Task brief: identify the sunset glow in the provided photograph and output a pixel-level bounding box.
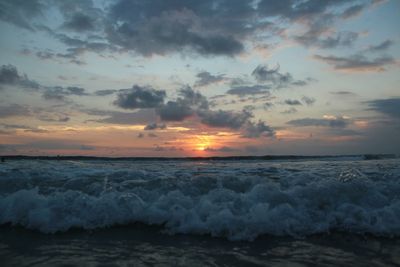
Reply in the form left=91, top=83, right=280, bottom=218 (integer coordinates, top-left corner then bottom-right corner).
left=0, top=0, right=399, bottom=156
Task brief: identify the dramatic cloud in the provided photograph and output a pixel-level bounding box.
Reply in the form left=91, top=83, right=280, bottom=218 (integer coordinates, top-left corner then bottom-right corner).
left=157, top=101, right=194, bottom=121
left=179, top=86, right=209, bottom=109
left=0, top=0, right=379, bottom=58
left=156, top=86, right=207, bottom=121
left=151, top=86, right=275, bottom=137
left=287, top=115, right=351, bottom=128
left=114, top=85, right=166, bottom=109
left=314, top=54, right=396, bottom=72
left=194, top=71, right=225, bottom=87
left=107, top=1, right=244, bottom=56
left=366, top=98, right=400, bottom=119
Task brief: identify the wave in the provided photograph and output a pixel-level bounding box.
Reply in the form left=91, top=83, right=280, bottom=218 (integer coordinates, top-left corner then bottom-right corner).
left=0, top=159, right=399, bottom=240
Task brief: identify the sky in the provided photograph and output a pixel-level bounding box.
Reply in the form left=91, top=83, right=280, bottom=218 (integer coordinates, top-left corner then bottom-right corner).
left=0, top=0, right=399, bottom=157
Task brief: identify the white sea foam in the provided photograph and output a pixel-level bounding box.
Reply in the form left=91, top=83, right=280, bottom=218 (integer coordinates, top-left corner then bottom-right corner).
left=0, top=159, right=399, bottom=240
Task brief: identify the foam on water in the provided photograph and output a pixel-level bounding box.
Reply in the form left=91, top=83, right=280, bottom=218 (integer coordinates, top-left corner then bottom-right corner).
left=0, top=159, right=399, bottom=240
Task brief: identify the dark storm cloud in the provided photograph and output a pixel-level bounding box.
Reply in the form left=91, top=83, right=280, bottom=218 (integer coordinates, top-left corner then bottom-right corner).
left=314, top=54, right=395, bottom=72
left=194, top=71, right=225, bottom=87
left=114, top=85, right=166, bottom=109
left=284, top=99, right=302, bottom=106
left=226, top=85, right=270, bottom=96
left=367, top=40, right=394, bottom=52
left=0, top=64, right=39, bottom=89
left=366, top=98, right=400, bottom=119
left=144, top=122, right=166, bottom=130
left=287, top=116, right=351, bottom=128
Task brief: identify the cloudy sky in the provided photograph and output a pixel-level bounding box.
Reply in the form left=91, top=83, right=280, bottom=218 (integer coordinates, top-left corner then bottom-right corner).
left=0, top=0, right=399, bottom=157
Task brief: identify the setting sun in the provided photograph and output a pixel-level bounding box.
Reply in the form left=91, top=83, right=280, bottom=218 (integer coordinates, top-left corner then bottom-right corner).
left=194, top=135, right=213, bottom=151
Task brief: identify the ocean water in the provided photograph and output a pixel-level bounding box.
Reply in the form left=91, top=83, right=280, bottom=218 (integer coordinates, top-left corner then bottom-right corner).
left=0, top=157, right=399, bottom=266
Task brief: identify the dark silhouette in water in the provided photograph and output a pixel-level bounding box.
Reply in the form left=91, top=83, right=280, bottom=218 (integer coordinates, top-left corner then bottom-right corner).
left=1, top=157, right=4, bottom=163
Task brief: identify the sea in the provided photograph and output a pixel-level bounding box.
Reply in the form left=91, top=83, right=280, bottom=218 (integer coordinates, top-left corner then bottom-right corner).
left=0, top=155, right=399, bottom=266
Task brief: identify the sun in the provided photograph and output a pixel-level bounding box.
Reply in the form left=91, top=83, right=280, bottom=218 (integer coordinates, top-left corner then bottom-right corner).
left=196, top=144, right=207, bottom=151
left=193, top=135, right=213, bottom=152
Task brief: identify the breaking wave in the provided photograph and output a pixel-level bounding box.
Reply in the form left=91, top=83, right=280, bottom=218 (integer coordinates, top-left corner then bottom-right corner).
left=1, top=159, right=399, bottom=240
